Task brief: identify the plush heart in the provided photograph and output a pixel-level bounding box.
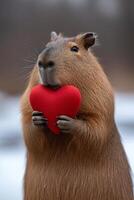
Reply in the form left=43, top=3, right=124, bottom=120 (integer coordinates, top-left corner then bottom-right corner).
left=29, top=84, right=81, bottom=134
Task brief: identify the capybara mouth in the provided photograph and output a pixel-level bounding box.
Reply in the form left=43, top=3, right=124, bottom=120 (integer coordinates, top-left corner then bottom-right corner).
left=46, top=84, right=61, bottom=90
left=39, top=66, right=61, bottom=90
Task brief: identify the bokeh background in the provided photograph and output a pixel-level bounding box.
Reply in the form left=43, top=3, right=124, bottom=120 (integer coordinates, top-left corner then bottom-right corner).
left=0, top=0, right=134, bottom=199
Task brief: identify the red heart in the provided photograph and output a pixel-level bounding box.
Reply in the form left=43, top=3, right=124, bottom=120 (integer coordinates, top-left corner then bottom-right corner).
left=29, top=84, right=81, bottom=134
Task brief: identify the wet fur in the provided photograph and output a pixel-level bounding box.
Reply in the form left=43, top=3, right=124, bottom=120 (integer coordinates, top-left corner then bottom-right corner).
left=21, top=34, right=133, bottom=200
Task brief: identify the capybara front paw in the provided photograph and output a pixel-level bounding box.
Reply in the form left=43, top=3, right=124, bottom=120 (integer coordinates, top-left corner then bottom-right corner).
left=32, top=111, right=48, bottom=127
left=57, top=115, right=76, bottom=133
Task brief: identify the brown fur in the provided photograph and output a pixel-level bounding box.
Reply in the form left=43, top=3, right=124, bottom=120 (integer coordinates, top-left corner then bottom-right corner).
left=21, top=33, right=133, bottom=200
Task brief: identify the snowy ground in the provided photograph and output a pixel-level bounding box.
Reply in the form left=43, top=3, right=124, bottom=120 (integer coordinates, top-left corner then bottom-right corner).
left=0, top=92, right=134, bottom=200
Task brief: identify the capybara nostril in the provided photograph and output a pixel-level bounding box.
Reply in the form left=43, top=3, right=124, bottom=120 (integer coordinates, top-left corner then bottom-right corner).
left=47, top=61, right=55, bottom=68
left=38, top=60, right=45, bottom=68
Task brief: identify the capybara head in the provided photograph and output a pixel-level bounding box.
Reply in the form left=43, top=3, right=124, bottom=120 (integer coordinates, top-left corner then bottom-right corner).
left=37, top=31, right=97, bottom=90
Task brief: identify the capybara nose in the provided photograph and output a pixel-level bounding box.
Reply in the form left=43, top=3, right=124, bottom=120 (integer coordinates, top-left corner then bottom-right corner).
left=38, top=60, right=55, bottom=68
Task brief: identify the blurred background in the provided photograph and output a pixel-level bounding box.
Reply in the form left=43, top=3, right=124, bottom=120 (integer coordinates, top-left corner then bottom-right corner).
left=0, top=0, right=134, bottom=199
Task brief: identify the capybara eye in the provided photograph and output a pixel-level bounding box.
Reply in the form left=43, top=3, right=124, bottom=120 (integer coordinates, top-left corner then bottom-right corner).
left=71, top=46, right=79, bottom=52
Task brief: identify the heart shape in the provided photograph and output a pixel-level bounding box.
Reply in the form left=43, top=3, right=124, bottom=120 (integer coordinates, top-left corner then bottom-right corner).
left=29, top=84, right=81, bottom=134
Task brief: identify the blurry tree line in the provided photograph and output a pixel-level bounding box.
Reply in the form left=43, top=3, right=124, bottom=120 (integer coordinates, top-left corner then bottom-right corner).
left=0, top=0, right=134, bottom=94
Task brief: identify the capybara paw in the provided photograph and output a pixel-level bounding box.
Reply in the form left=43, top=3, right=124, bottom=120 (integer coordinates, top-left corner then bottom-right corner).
left=57, top=115, right=76, bottom=133
left=32, top=111, right=48, bottom=126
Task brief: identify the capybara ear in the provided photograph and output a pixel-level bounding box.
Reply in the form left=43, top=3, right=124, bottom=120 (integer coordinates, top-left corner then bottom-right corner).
left=78, top=32, right=96, bottom=49
left=50, top=31, right=58, bottom=41
left=50, top=32, right=63, bottom=41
